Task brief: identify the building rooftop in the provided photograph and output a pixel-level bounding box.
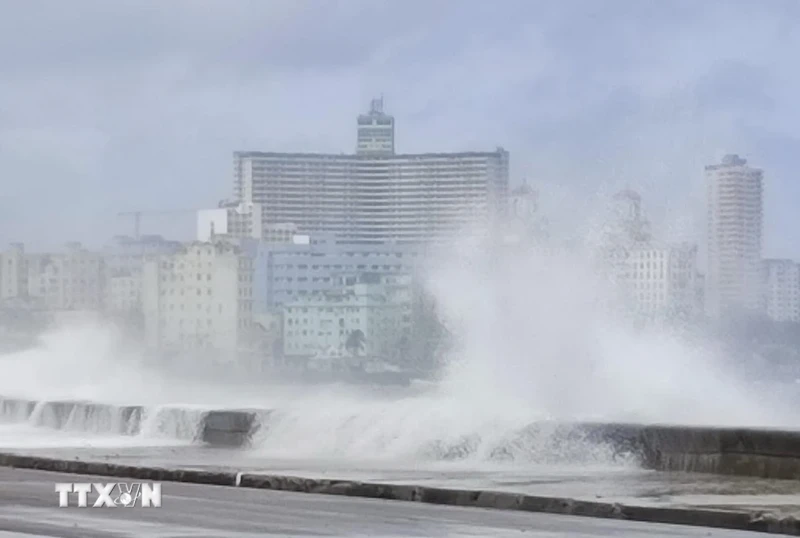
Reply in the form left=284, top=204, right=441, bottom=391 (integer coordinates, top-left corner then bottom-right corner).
left=233, top=149, right=507, bottom=160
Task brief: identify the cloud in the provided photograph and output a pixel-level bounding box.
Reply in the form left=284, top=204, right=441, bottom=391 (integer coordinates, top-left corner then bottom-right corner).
left=0, top=0, right=798, bottom=258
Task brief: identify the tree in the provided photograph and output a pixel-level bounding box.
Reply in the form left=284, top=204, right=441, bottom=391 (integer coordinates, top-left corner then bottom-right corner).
left=345, top=329, right=366, bottom=357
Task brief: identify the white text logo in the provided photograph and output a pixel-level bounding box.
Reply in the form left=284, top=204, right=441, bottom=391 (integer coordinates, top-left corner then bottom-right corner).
left=55, top=482, right=162, bottom=508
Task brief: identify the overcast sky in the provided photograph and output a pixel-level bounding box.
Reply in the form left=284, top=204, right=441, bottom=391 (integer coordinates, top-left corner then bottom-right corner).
left=1, top=0, right=798, bottom=258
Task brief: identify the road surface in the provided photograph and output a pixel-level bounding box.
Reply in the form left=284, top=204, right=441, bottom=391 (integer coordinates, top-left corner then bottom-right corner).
left=0, top=467, right=772, bottom=537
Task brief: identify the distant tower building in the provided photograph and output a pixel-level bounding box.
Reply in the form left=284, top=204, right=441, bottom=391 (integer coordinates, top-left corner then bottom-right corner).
left=356, top=96, right=395, bottom=155
left=705, top=154, right=763, bottom=320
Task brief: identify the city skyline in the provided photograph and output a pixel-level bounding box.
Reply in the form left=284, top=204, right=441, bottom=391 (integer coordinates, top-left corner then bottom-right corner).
left=1, top=1, right=799, bottom=259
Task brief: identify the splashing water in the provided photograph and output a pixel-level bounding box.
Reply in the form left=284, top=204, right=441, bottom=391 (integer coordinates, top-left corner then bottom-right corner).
left=0, top=225, right=796, bottom=466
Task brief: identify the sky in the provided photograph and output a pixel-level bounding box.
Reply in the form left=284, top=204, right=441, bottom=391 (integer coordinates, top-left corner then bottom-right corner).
left=1, top=0, right=799, bottom=258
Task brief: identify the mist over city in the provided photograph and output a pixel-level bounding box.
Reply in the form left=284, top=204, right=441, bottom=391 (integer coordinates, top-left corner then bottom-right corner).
left=1, top=2, right=800, bottom=537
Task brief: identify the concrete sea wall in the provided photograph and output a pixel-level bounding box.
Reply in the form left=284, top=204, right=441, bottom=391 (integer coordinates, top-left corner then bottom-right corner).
left=2, top=394, right=799, bottom=479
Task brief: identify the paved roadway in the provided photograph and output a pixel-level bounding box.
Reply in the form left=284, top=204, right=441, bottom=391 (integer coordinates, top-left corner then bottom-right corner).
left=0, top=468, right=772, bottom=538
left=8, top=443, right=800, bottom=515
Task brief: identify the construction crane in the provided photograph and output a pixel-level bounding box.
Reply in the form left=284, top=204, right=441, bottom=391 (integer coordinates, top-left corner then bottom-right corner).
left=117, top=209, right=197, bottom=240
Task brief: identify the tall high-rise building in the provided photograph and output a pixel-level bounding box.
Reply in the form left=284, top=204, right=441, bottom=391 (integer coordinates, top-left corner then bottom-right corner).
left=356, top=96, right=394, bottom=155
left=705, top=154, right=764, bottom=319
left=232, top=100, right=509, bottom=244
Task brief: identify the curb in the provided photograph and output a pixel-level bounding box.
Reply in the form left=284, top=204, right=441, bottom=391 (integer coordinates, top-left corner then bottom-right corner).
left=0, top=453, right=798, bottom=535
left=0, top=453, right=237, bottom=487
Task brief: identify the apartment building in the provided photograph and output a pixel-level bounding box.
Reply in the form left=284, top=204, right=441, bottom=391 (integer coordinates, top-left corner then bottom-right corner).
left=249, top=234, right=425, bottom=312
left=232, top=101, right=509, bottom=244
left=25, top=242, right=105, bottom=311
left=706, top=154, right=763, bottom=319
left=102, top=235, right=182, bottom=315
left=142, top=239, right=254, bottom=355
left=622, top=243, right=702, bottom=318
left=762, top=259, right=800, bottom=323
left=282, top=274, right=409, bottom=361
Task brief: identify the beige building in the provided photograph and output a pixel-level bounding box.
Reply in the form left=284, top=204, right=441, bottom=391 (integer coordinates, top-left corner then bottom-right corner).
left=25, top=242, right=105, bottom=311
left=142, top=239, right=254, bottom=356
left=705, top=154, right=763, bottom=319
left=101, top=235, right=182, bottom=317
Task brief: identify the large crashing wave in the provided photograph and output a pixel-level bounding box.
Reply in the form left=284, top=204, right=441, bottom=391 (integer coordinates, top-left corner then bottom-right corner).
left=0, top=222, right=796, bottom=463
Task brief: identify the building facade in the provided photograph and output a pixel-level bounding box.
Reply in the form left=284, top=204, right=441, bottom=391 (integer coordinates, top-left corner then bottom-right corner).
left=25, top=243, right=105, bottom=311
left=762, top=259, right=800, bottom=323
left=249, top=235, right=425, bottom=312
left=102, top=235, right=182, bottom=315
left=282, top=275, right=409, bottom=361
left=622, top=243, right=701, bottom=319
left=0, top=243, right=28, bottom=302
left=232, top=101, right=509, bottom=244
left=142, top=240, right=254, bottom=355
left=705, top=154, right=763, bottom=319
left=356, top=96, right=394, bottom=155
left=197, top=201, right=264, bottom=242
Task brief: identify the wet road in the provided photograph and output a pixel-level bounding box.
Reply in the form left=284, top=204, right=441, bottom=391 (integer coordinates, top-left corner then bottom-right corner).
left=0, top=467, right=775, bottom=537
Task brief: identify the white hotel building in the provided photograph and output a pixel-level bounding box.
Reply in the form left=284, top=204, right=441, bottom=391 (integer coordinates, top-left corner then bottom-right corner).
left=230, top=99, right=509, bottom=244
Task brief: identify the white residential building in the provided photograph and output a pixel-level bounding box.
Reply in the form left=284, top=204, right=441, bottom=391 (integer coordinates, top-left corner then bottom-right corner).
left=705, top=154, right=764, bottom=319
left=26, top=243, right=105, bottom=311
left=102, top=235, right=182, bottom=315
left=762, top=259, right=800, bottom=322
left=622, top=243, right=701, bottom=319
left=142, top=240, right=254, bottom=356
left=232, top=101, right=509, bottom=244
left=282, top=275, right=409, bottom=361
left=106, top=274, right=141, bottom=314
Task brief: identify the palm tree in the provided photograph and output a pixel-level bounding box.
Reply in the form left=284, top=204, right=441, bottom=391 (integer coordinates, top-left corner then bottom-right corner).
left=345, top=329, right=366, bottom=357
